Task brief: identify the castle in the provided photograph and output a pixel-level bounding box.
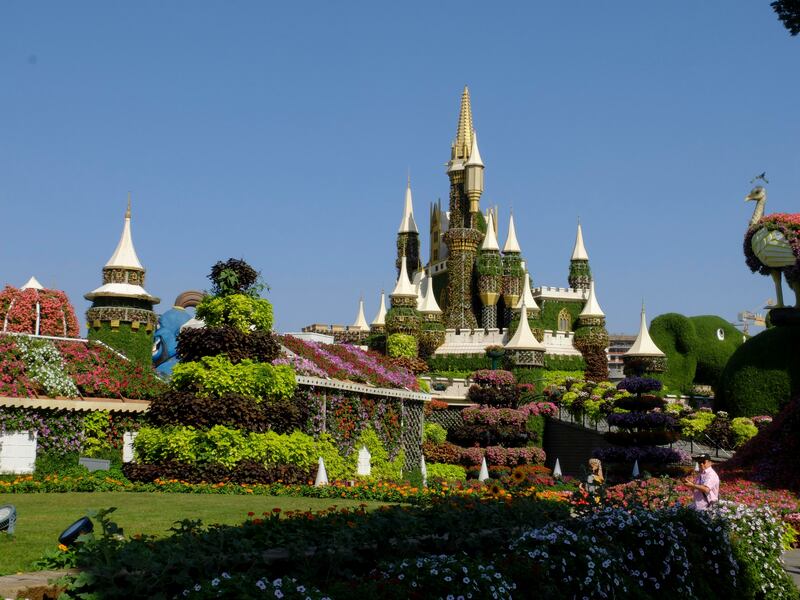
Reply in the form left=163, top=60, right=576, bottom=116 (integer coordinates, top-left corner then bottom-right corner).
left=333, top=87, right=609, bottom=375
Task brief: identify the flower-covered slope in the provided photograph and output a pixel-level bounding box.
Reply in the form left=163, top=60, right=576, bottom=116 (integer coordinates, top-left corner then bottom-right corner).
left=0, top=285, right=80, bottom=337
left=279, top=335, right=419, bottom=390
left=0, top=334, right=166, bottom=400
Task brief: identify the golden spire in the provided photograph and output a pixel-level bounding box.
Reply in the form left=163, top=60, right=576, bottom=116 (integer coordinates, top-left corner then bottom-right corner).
left=453, top=85, right=474, bottom=161
left=125, top=192, right=131, bottom=219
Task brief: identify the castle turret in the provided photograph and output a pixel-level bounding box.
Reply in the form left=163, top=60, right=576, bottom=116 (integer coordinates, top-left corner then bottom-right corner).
left=350, top=297, right=369, bottom=332
left=418, top=271, right=445, bottom=357
left=623, top=303, right=666, bottom=376
left=85, top=196, right=160, bottom=366
left=568, top=221, right=592, bottom=290
left=501, top=212, right=524, bottom=329
left=385, top=256, right=422, bottom=356
left=465, top=133, right=485, bottom=216
left=573, top=281, right=609, bottom=381
left=396, top=178, right=421, bottom=281
left=504, top=303, right=545, bottom=368
left=477, top=210, right=502, bottom=328
left=443, top=86, right=482, bottom=329
left=370, top=291, right=387, bottom=333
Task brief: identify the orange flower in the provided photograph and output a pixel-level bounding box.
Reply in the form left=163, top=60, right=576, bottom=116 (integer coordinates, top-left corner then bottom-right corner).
left=58, top=544, right=68, bottom=552
left=272, top=507, right=281, bottom=514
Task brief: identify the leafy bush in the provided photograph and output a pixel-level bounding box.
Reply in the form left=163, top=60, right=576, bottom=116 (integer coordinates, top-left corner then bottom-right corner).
left=146, top=390, right=309, bottom=434
left=731, top=417, right=758, bottom=448
left=423, top=422, right=447, bottom=444
left=422, top=440, right=462, bottom=464
left=386, top=333, right=417, bottom=358
left=123, top=461, right=310, bottom=485
left=679, top=410, right=716, bottom=440
left=450, top=406, right=529, bottom=447
left=177, top=327, right=280, bottom=364
left=616, top=376, right=662, bottom=394
left=349, top=426, right=404, bottom=481
left=470, top=369, right=515, bottom=386
left=460, top=445, right=545, bottom=467
left=542, top=354, right=585, bottom=371
left=425, top=463, right=466, bottom=481
left=171, top=355, right=296, bottom=400
left=208, top=258, right=263, bottom=297
left=196, top=294, right=274, bottom=333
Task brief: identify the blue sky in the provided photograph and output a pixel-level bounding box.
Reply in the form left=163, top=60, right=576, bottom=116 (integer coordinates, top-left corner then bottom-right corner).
left=1, top=2, right=798, bottom=335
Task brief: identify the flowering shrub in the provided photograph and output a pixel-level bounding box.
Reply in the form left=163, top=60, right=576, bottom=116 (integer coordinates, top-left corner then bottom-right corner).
left=0, top=285, right=80, bottom=337
left=708, top=501, right=799, bottom=599
left=386, top=333, right=417, bottom=358
left=518, top=401, right=557, bottom=417
left=0, top=407, right=86, bottom=454
left=183, top=573, right=329, bottom=599
left=460, top=445, right=545, bottom=468
left=280, top=335, right=418, bottom=390
left=272, top=355, right=327, bottom=378
left=373, top=554, right=515, bottom=599
left=15, top=337, right=79, bottom=397
left=744, top=213, right=800, bottom=282
left=423, top=422, right=447, bottom=445
left=470, top=369, right=515, bottom=387
left=751, top=414, right=773, bottom=430
left=616, top=376, right=663, bottom=394
left=607, top=411, right=677, bottom=429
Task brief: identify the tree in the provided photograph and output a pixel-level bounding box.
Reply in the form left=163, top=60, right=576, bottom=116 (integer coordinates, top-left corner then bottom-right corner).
left=772, top=0, right=800, bottom=35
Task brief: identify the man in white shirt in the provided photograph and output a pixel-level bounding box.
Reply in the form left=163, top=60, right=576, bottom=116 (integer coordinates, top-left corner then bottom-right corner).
left=683, top=453, right=720, bottom=510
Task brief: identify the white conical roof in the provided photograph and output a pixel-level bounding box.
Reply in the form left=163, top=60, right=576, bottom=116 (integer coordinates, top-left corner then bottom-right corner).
left=481, top=210, right=500, bottom=251
left=419, top=273, right=442, bottom=314
left=503, top=212, right=521, bottom=254
left=515, top=263, right=539, bottom=313
left=625, top=304, right=665, bottom=357
left=465, top=130, right=484, bottom=167
left=21, top=276, right=44, bottom=290
left=371, top=291, right=387, bottom=326
left=391, top=256, right=417, bottom=297
left=579, top=280, right=605, bottom=318
left=351, top=298, right=369, bottom=331
left=106, top=197, right=144, bottom=270
left=398, top=179, right=418, bottom=234
left=571, top=222, right=589, bottom=261
left=505, top=304, right=545, bottom=350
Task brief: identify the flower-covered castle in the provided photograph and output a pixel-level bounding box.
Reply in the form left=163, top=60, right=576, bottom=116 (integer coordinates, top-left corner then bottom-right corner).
left=345, top=87, right=609, bottom=377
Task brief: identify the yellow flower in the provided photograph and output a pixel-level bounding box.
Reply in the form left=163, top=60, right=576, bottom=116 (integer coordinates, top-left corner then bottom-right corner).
left=58, top=544, right=69, bottom=552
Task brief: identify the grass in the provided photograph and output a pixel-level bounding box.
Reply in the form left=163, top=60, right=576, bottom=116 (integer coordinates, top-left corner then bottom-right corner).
left=0, top=492, right=388, bottom=576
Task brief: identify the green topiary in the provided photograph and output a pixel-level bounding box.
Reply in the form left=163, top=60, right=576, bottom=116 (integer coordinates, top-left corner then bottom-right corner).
left=716, top=325, right=800, bottom=416
left=689, top=316, right=743, bottom=390
left=195, top=294, right=274, bottom=333
left=171, top=355, right=297, bottom=400
left=649, top=313, right=698, bottom=393
left=387, top=333, right=418, bottom=358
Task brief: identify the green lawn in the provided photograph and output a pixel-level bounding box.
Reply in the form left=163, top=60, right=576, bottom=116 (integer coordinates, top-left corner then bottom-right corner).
left=0, top=492, right=388, bottom=576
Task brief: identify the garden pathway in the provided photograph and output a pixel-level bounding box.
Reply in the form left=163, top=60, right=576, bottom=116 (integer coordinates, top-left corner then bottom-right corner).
left=785, top=549, right=800, bottom=589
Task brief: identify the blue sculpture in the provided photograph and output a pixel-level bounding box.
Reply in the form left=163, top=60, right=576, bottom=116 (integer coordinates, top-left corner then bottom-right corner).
left=152, top=306, right=192, bottom=376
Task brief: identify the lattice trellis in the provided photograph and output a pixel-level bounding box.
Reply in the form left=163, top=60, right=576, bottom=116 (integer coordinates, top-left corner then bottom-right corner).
left=425, top=407, right=465, bottom=432
left=402, top=399, right=424, bottom=471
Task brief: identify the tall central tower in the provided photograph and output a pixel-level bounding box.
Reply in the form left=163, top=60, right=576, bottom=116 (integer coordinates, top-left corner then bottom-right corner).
left=443, top=86, right=483, bottom=329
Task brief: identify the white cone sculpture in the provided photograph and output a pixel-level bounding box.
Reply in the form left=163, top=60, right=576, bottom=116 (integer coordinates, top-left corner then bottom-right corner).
left=632, top=459, right=640, bottom=478
left=420, top=454, right=428, bottom=487
left=356, top=446, right=371, bottom=477
left=478, top=457, right=490, bottom=482
left=314, top=456, right=329, bottom=487
left=553, top=458, right=562, bottom=479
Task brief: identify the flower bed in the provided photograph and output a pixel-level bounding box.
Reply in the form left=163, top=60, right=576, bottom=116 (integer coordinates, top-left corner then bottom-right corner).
left=280, top=335, right=418, bottom=390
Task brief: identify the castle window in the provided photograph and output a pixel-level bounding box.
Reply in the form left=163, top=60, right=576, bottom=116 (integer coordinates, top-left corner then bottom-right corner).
left=557, top=308, right=571, bottom=332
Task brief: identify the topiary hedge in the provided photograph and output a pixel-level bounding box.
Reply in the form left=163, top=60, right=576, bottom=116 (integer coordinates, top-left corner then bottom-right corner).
left=689, top=315, right=743, bottom=389
left=171, top=355, right=297, bottom=400
left=716, top=324, right=800, bottom=417
left=386, top=333, right=418, bottom=358
left=177, top=326, right=280, bottom=364
left=649, top=313, right=697, bottom=393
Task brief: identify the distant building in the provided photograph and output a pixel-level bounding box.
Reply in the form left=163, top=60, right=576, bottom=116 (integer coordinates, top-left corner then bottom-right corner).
left=608, top=334, right=637, bottom=380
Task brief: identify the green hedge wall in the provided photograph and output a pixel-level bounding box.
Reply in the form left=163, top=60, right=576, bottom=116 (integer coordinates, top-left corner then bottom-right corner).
left=426, top=354, right=491, bottom=373
left=649, top=313, right=697, bottom=393
left=87, top=322, right=153, bottom=367
left=716, top=324, right=800, bottom=417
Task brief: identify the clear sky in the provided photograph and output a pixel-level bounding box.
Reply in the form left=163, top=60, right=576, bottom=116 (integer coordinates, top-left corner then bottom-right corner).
left=1, top=2, right=798, bottom=335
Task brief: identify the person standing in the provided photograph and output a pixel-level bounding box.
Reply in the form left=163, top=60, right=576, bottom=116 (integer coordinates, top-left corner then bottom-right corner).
left=683, top=453, right=720, bottom=510
left=579, top=458, right=604, bottom=494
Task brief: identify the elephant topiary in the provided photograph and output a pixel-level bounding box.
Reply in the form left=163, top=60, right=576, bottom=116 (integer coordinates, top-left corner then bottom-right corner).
left=649, top=313, right=744, bottom=394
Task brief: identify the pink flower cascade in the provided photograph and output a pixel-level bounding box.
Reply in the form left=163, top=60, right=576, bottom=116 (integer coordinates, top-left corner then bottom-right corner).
left=460, top=445, right=546, bottom=467
left=0, top=286, right=80, bottom=337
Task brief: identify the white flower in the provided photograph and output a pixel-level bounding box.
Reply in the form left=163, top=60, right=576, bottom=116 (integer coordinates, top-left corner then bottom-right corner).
left=211, top=578, right=220, bottom=587
left=256, top=580, right=267, bottom=591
